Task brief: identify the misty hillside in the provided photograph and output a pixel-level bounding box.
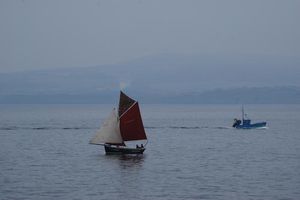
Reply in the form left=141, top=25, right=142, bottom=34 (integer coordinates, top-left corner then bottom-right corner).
left=0, top=54, right=299, bottom=104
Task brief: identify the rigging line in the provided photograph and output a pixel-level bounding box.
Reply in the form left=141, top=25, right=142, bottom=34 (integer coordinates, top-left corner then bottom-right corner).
left=119, top=101, right=137, bottom=119
left=144, top=139, right=149, bottom=147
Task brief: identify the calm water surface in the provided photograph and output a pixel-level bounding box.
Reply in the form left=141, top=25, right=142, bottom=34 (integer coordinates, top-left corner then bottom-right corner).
left=0, top=104, right=300, bottom=200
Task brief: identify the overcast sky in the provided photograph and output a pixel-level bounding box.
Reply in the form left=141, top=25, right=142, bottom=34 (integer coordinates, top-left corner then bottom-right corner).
left=0, top=0, right=299, bottom=73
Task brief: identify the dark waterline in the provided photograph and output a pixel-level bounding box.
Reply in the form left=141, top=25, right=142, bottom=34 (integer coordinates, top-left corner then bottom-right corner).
left=1, top=104, right=300, bottom=200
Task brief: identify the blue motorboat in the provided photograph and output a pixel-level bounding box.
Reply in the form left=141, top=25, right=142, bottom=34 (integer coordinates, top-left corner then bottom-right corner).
left=232, top=106, right=267, bottom=129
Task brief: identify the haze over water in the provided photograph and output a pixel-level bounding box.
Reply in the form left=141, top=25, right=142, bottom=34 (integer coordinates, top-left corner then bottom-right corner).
left=1, top=104, right=299, bottom=200
left=1, top=1, right=300, bottom=104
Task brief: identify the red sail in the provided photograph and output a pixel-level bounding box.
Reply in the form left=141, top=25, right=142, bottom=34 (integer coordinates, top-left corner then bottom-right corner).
left=119, top=102, right=147, bottom=141
left=118, top=91, right=136, bottom=117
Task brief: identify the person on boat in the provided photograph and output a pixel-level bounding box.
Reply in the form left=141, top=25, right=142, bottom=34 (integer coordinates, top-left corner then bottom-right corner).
left=136, top=144, right=139, bottom=148
left=233, top=118, right=241, bottom=127
left=141, top=144, right=144, bottom=148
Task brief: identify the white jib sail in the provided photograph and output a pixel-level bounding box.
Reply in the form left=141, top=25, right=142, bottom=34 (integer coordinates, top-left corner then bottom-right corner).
left=89, top=109, right=123, bottom=145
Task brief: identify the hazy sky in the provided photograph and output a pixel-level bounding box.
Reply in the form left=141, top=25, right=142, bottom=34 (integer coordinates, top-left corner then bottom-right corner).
left=0, top=0, right=299, bottom=72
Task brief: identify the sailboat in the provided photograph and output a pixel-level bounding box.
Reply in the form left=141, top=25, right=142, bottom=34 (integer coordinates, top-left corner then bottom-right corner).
left=89, top=91, right=147, bottom=154
left=232, top=106, right=267, bottom=129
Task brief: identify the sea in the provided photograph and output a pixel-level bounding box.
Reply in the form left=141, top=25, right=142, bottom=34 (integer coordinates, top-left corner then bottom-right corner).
left=0, top=104, right=300, bottom=200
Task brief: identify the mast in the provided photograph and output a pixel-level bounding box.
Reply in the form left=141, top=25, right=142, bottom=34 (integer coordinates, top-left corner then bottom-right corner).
left=242, top=105, right=245, bottom=121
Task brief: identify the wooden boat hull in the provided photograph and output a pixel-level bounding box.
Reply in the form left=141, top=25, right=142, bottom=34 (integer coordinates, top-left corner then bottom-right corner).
left=104, top=145, right=145, bottom=154
left=235, top=122, right=267, bottom=129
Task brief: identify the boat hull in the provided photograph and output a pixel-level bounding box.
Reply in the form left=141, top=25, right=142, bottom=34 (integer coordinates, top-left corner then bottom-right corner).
left=235, top=122, right=267, bottom=129
left=104, top=145, right=145, bottom=154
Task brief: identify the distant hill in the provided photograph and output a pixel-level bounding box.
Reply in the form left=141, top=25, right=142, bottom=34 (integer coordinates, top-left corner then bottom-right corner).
left=0, top=86, right=299, bottom=104
left=156, top=86, right=300, bottom=104
left=0, top=53, right=299, bottom=104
